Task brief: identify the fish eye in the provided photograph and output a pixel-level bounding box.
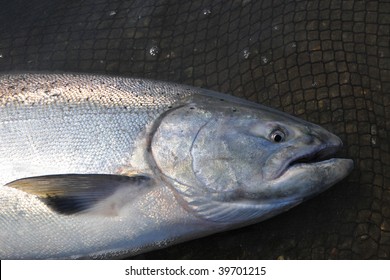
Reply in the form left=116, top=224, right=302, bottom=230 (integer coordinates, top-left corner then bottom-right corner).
left=270, top=129, right=285, bottom=143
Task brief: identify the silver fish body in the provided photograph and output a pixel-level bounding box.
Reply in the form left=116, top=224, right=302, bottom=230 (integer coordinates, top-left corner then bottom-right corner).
left=0, top=73, right=353, bottom=259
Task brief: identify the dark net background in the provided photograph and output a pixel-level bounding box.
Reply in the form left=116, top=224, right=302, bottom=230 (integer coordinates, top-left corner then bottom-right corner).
left=0, top=0, right=389, bottom=259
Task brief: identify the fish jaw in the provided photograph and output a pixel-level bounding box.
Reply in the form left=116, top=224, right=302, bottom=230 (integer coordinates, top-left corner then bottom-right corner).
left=267, top=158, right=354, bottom=202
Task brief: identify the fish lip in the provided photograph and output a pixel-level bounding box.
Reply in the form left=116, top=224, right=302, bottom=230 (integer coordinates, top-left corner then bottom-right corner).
left=288, top=144, right=342, bottom=167
left=275, top=142, right=344, bottom=180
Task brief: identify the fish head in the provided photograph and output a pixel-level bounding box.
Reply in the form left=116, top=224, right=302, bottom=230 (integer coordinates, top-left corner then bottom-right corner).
left=150, top=93, right=353, bottom=225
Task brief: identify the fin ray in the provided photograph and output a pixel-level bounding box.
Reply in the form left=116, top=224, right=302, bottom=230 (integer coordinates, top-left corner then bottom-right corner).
left=7, top=174, right=153, bottom=216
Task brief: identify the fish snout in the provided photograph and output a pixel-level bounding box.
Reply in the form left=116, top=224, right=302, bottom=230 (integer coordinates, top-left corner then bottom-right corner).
left=308, top=124, right=343, bottom=149
left=263, top=125, right=345, bottom=182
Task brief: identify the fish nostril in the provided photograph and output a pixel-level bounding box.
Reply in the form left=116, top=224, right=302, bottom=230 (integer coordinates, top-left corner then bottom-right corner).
left=306, top=128, right=343, bottom=150
left=301, top=134, right=317, bottom=145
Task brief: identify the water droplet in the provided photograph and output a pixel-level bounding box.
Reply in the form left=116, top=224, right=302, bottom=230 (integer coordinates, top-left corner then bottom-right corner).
left=241, top=48, right=251, bottom=59
left=360, top=235, right=369, bottom=240
left=202, top=8, right=211, bottom=16
left=371, top=125, right=377, bottom=135
left=371, top=137, right=377, bottom=146
left=312, top=81, right=318, bottom=87
left=273, top=25, right=280, bottom=31
left=261, top=56, right=269, bottom=64
left=291, top=42, right=297, bottom=48
left=149, top=46, right=161, bottom=56
left=99, top=60, right=104, bottom=64
left=0, top=54, right=3, bottom=58
left=109, top=10, right=117, bottom=16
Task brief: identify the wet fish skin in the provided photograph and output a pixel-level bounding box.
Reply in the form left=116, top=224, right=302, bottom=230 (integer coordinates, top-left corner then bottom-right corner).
left=0, top=73, right=353, bottom=259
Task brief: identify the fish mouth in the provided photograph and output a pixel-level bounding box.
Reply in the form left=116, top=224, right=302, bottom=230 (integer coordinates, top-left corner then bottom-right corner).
left=273, top=142, right=344, bottom=181
left=288, top=144, right=341, bottom=168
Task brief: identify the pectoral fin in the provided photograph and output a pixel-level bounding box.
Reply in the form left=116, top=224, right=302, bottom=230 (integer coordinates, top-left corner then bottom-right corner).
left=6, top=174, right=153, bottom=216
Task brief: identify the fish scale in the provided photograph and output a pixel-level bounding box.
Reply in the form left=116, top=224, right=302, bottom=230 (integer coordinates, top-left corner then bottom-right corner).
left=0, top=73, right=192, bottom=185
